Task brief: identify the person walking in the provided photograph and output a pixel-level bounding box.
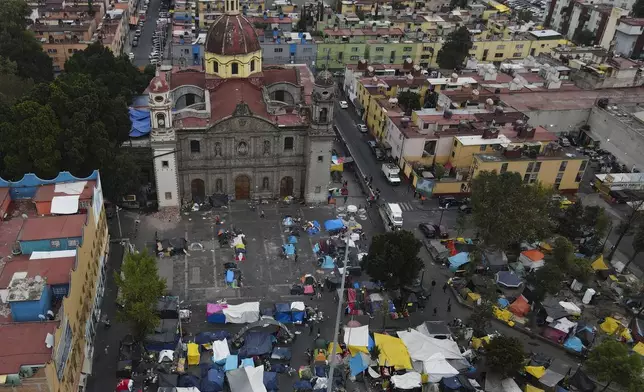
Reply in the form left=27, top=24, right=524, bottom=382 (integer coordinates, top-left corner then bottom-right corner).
left=294, top=253, right=299, bottom=263
left=343, top=195, right=348, bottom=204
left=431, top=280, right=436, bottom=291
left=309, top=322, right=315, bottom=336
left=260, top=210, right=265, bottom=218
left=433, top=307, right=438, bottom=316
left=447, top=303, right=452, bottom=313
left=442, top=282, right=448, bottom=293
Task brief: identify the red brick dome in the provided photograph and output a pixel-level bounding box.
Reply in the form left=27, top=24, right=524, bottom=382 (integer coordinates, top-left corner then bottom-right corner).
left=205, top=14, right=261, bottom=56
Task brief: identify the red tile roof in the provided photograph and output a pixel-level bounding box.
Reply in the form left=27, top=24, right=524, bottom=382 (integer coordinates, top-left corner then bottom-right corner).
left=171, top=69, right=206, bottom=89
left=32, top=181, right=95, bottom=203
left=0, top=255, right=74, bottom=288
left=209, top=80, right=269, bottom=122
left=150, top=75, right=170, bottom=93
left=19, top=214, right=87, bottom=241
left=0, top=321, right=58, bottom=374
left=0, top=220, right=24, bottom=259
left=620, top=18, right=644, bottom=26
left=205, top=14, right=261, bottom=55
left=263, top=68, right=298, bottom=85
left=0, top=188, right=9, bottom=204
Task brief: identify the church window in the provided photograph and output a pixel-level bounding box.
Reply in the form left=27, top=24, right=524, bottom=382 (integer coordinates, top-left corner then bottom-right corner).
left=262, top=177, right=270, bottom=190
left=274, top=90, right=285, bottom=102
left=190, top=140, right=201, bottom=153
left=215, top=179, right=223, bottom=192
left=162, top=160, right=169, bottom=168
left=319, top=108, right=328, bottom=123
left=231, top=62, right=239, bottom=75
left=250, top=60, right=256, bottom=72
left=165, top=192, right=172, bottom=200
left=213, top=61, right=219, bottom=73
left=318, top=156, right=324, bottom=162
left=283, top=137, right=294, bottom=151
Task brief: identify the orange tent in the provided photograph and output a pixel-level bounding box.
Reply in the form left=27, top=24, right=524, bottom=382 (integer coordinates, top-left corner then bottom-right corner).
left=509, top=295, right=530, bottom=317
left=522, top=250, right=544, bottom=261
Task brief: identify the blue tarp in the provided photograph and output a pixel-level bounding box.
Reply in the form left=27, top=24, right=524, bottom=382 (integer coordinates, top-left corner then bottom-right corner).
left=178, top=374, right=200, bottom=387
left=307, top=221, right=321, bottom=235
left=129, top=108, right=151, bottom=137
left=238, top=332, right=273, bottom=357
left=449, top=252, right=470, bottom=272
left=225, top=355, right=238, bottom=371
left=271, top=346, right=292, bottom=360
left=441, top=376, right=462, bottom=390
left=241, top=358, right=254, bottom=367
left=497, top=298, right=510, bottom=308
left=283, top=217, right=294, bottom=226
left=496, top=271, right=523, bottom=288
left=313, top=243, right=321, bottom=254
left=283, top=244, right=295, bottom=256
left=349, top=354, right=368, bottom=377
left=292, top=310, right=305, bottom=323
left=564, top=336, right=584, bottom=352
left=288, top=235, right=298, bottom=244
left=207, top=312, right=226, bottom=324
left=200, top=368, right=224, bottom=392
left=275, top=303, right=292, bottom=324
left=320, top=255, right=335, bottom=269
left=324, top=219, right=344, bottom=232
left=226, top=270, right=234, bottom=283
left=555, top=387, right=569, bottom=392
left=132, top=95, right=149, bottom=108
left=294, top=381, right=313, bottom=390
left=264, top=371, right=279, bottom=391
left=195, top=331, right=230, bottom=344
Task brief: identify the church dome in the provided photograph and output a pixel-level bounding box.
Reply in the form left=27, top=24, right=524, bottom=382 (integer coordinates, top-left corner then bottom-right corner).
left=205, top=14, right=261, bottom=56
left=315, top=70, right=334, bottom=87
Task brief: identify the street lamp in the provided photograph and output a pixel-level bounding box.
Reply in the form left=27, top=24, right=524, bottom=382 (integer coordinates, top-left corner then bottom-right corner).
left=438, top=204, right=449, bottom=226
left=116, top=206, right=123, bottom=238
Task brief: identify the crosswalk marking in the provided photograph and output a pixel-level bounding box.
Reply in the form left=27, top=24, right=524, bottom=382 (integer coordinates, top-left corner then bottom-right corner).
left=397, top=202, right=414, bottom=211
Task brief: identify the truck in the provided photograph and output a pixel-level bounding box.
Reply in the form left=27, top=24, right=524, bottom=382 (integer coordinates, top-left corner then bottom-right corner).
left=378, top=203, right=403, bottom=231
left=382, top=163, right=401, bottom=185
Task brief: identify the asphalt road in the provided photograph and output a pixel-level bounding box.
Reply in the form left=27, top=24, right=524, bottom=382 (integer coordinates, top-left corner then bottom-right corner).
left=130, top=0, right=163, bottom=67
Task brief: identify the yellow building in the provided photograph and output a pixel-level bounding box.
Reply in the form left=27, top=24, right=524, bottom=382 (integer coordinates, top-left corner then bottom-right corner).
left=197, top=0, right=267, bottom=28
left=469, top=30, right=564, bottom=62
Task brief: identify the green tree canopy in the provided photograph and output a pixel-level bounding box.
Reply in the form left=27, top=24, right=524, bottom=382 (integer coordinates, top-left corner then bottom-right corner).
left=360, top=231, right=423, bottom=290
left=115, top=250, right=167, bottom=339
left=397, top=90, right=422, bottom=112
left=574, top=29, right=595, bottom=46
left=484, top=336, right=526, bottom=377
left=449, top=0, right=468, bottom=10
left=528, top=261, right=564, bottom=302
left=626, top=225, right=644, bottom=269
left=634, top=0, right=644, bottom=17
left=437, top=26, right=473, bottom=70
left=585, top=340, right=643, bottom=391
left=468, top=301, right=494, bottom=336
left=470, top=171, right=554, bottom=249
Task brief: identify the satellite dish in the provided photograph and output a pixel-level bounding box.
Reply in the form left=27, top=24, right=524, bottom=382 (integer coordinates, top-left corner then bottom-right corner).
left=34, top=275, right=43, bottom=283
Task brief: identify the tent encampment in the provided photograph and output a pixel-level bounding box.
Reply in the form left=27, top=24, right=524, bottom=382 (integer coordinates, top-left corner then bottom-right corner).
left=238, top=332, right=273, bottom=357
left=227, top=366, right=267, bottom=392
left=422, top=353, right=459, bottom=382
left=222, top=302, right=260, bottom=324
left=373, top=333, right=413, bottom=369
left=509, top=295, right=530, bottom=317
left=187, top=343, right=200, bottom=366
left=485, top=374, right=522, bottom=392
left=397, top=329, right=463, bottom=362
left=483, top=249, right=508, bottom=272
left=495, top=271, right=523, bottom=288
left=520, top=250, right=545, bottom=270
left=449, top=252, right=470, bottom=272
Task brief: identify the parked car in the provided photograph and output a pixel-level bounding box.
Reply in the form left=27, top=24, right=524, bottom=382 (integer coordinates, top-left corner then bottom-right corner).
left=357, top=124, right=368, bottom=133
left=339, top=101, right=349, bottom=109
left=135, top=29, right=142, bottom=37
left=132, top=38, right=139, bottom=47
left=419, top=223, right=449, bottom=239
left=366, top=140, right=377, bottom=149
left=459, top=204, right=472, bottom=214
left=373, top=148, right=385, bottom=161
left=438, top=196, right=468, bottom=208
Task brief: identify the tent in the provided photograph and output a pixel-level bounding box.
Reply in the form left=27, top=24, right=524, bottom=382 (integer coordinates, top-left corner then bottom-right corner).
left=238, top=332, right=273, bottom=357
left=525, top=366, right=546, bottom=379
left=178, top=375, right=200, bottom=388
left=274, top=303, right=292, bottom=324
left=568, top=369, right=595, bottom=392
left=195, top=331, right=229, bottom=344
left=495, top=271, right=523, bottom=288
left=391, top=372, right=422, bottom=389
left=559, top=301, right=581, bottom=316
left=591, top=255, right=609, bottom=271
left=525, top=385, right=545, bottom=392
left=291, top=302, right=306, bottom=324
left=157, top=297, right=180, bottom=319
left=373, top=333, right=413, bottom=369
left=397, top=329, right=463, bottom=362
left=349, top=352, right=370, bottom=377
left=206, top=303, right=227, bottom=324
left=320, top=255, right=335, bottom=269
left=485, top=374, right=522, bottom=392
left=563, top=336, right=584, bottom=352
left=600, top=316, right=624, bottom=335
left=440, top=375, right=474, bottom=391
left=422, top=353, right=459, bottom=382
left=483, top=249, right=508, bottom=272
left=539, top=359, right=571, bottom=388
left=222, top=302, right=260, bottom=324
left=225, top=355, right=238, bottom=371
left=187, top=343, right=200, bottom=366
left=540, top=298, right=569, bottom=322
left=200, top=368, right=225, bottom=392
left=212, top=339, right=230, bottom=362
left=263, top=372, right=278, bottom=391
left=520, top=250, right=545, bottom=270
left=449, top=252, right=470, bottom=272
left=232, top=318, right=294, bottom=344
left=509, top=295, right=530, bottom=317
left=416, top=321, right=452, bottom=340
left=634, top=342, right=644, bottom=356
left=344, top=325, right=370, bottom=351
left=227, top=366, right=267, bottom=392
left=324, top=219, right=344, bottom=232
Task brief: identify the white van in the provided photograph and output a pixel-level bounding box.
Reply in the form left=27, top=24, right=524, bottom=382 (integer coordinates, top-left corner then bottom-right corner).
left=385, top=203, right=403, bottom=228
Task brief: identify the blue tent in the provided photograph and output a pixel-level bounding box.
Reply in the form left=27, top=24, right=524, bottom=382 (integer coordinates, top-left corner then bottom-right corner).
left=283, top=244, right=295, bottom=256
left=307, top=221, right=321, bottom=235
left=449, top=252, right=470, bottom=272
left=441, top=376, right=462, bottom=391
left=497, top=298, right=510, bottom=308
left=275, top=303, right=292, bottom=324
left=564, top=336, right=584, bottom=352
left=226, top=270, right=235, bottom=283
left=200, top=368, right=224, bottom=392
left=178, top=374, right=200, bottom=387
left=320, top=255, right=335, bottom=269
left=128, top=108, right=151, bottom=137
left=292, top=308, right=305, bottom=324
left=324, top=219, right=344, bottom=232
left=263, top=371, right=279, bottom=391
left=288, top=235, right=298, bottom=244
left=496, top=271, right=523, bottom=288
left=195, top=331, right=230, bottom=345
left=313, top=243, right=321, bottom=254
left=349, top=354, right=369, bottom=377
left=224, top=355, right=238, bottom=371
left=238, top=332, right=273, bottom=357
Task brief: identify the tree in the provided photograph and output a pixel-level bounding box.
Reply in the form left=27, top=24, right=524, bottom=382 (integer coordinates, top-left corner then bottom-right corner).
left=583, top=205, right=610, bottom=237
left=424, top=91, right=438, bottom=108
left=516, top=9, right=533, bottom=22
left=608, top=200, right=644, bottom=260
left=433, top=163, right=446, bottom=179
left=484, top=336, right=526, bottom=378
left=0, top=0, right=53, bottom=83
left=625, top=225, right=644, bottom=269
left=437, top=26, right=472, bottom=70
left=455, top=211, right=468, bottom=237
left=528, top=262, right=564, bottom=302
left=360, top=231, right=423, bottom=290
left=585, top=340, right=643, bottom=391
left=574, top=29, right=595, bottom=46
left=449, top=0, right=468, bottom=10
left=557, top=201, right=584, bottom=240
left=397, top=90, right=421, bottom=112
left=0, top=56, right=33, bottom=106
left=470, top=171, right=553, bottom=250
left=115, top=250, right=167, bottom=339
left=468, top=301, right=494, bottom=336
left=634, top=0, right=644, bottom=17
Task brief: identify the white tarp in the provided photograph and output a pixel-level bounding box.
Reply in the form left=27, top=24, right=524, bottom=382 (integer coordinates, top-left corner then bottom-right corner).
left=391, top=372, right=422, bottom=389
left=227, top=366, right=267, bottom=392
left=344, top=325, right=369, bottom=347
left=212, top=339, right=230, bottom=361
left=246, top=366, right=267, bottom=392
left=397, top=329, right=463, bottom=361
left=51, top=195, right=80, bottom=214
left=158, top=350, right=174, bottom=363
left=291, top=301, right=305, bottom=311
left=422, top=353, right=459, bottom=382
left=54, top=181, right=86, bottom=194
left=550, top=317, right=576, bottom=333
left=485, top=374, right=522, bottom=392
left=30, top=250, right=77, bottom=260
left=223, top=302, right=260, bottom=324
left=559, top=301, right=582, bottom=316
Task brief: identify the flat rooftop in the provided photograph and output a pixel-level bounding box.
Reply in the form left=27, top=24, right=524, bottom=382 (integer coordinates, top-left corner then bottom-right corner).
left=0, top=220, right=25, bottom=259
left=18, top=214, right=87, bottom=242
left=0, top=254, right=75, bottom=289
left=476, top=146, right=585, bottom=162
left=456, top=134, right=512, bottom=146
left=6, top=274, right=47, bottom=302
left=0, top=321, right=58, bottom=374
left=32, top=180, right=95, bottom=202
left=498, top=87, right=644, bottom=111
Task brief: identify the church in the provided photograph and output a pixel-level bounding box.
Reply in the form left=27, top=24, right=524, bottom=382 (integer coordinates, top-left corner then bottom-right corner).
left=147, top=0, right=335, bottom=208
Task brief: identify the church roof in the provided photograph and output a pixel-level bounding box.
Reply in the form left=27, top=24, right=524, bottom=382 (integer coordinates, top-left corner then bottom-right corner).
left=149, top=75, right=170, bottom=93
left=209, top=79, right=268, bottom=122
left=205, top=14, right=261, bottom=56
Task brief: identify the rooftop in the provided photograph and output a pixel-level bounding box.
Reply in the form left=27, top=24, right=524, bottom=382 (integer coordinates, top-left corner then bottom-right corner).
left=322, top=27, right=404, bottom=37
left=390, top=116, right=426, bottom=139
left=619, top=18, right=644, bottom=27
left=498, top=87, right=644, bottom=111
left=18, top=214, right=87, bottom=242
left=475, top=145, right=585, bottom=162
left=6, top=273, right=47, bottom=302
left=32, top=180, right=95, bottom=202
left=0, top=321, right=58, bottom=374
left=456, top=134, right=512, bottom=146
left=527, top=29, right=562, bottom=39
left=0, top=220, right=25, bottom=259
left=0, top=253, right=75, bottom=289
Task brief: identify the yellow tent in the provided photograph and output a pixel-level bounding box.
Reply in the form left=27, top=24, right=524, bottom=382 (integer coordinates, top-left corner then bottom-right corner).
left=591, top=255, right=609, bottom=271
left=600, top=317, right=620, bottom=335
left=493, top=306, right=512, bottom=322
left=471, top=336, right=491, bottom=349
left=330, top=163, right=344, bottom=172
left=621, top=328, right=633, bottom=342
left=634, top=342, right=644, bottom=356
left=467, top=292, right=481, bottom=304
left=525, top=385, right=545, bottom=392
left=525, top=366, right=546, bottom=379
left=187, top=343, right=200, bottom=366
left=373, top=333, right=412, bottom=369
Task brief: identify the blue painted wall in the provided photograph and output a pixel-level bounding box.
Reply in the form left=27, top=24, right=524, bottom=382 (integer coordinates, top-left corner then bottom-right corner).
left=19, top=237, right=83, bottom=255
left=0, top=170, right=99, bottom=200
left=10, top=285, right=51, bottom=322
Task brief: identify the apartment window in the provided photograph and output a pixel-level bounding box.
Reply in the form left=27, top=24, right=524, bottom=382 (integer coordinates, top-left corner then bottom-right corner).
left=554, top=172, right=563, bottom=190
left=190, top=140, right=201, bottom=153
left=559, top=161, right=568, bottom=171
left=303, top=47, right=312, bottom=52
left=529, top=173, right=538, bottom=183
left=523, top=173, right=530, bottom=184
left=516, top=44, right=524, bottom=49
left=494, top=53, right=504, bottom=58
left=274, top=47, right=283, bottom=53
left=527, top=162, right=534, bottom=172
left=375, top=47, right=384, bottom=52
left=250, top=59, right=255, bottom=72
left=500, top=163, right=508, bottom=173
left=579, top=160, right=588, bottom=171
left=213, top=61, right=219, bottom=73
left=231, top=62, right=239, bottom=74
left=68, top=239, right=79, bottom=247
left=318, top=155, right=324, bottom=162
left=422, top=46, right=431, bottom=51
left=165, top=192, right=172, bottom=200
left=496, top=45, right=505, bottom=50
left=575, top=172, right=583, bottom=183
left=421, top=55, right=430, bottom=59
left=68, top=49, right=73, bottom=54
left=338, top=52, right=343, bottom=60
left=472, top=45, right=478, bottom=50
left=315, top=186, right=322, bottom=193
left=284, top=136, right=294, bottom=151
left=351, top=47, right=359, bottom=52
left=162, top=160, right=169, bottom=168
left=479, top=144, right=486, bottom=151
left=403, top=46, right=412, bottom=52
left=51, top=240, right=61, bottom=248
left=453, top=140, right=458, bottom=147
left=534, top=162, right=541, bottom=172
left=512, top=52, right=521, bottom=57
left=350, top=55, right=359, bottom=60
left=451, top=151, right=456, bottom=158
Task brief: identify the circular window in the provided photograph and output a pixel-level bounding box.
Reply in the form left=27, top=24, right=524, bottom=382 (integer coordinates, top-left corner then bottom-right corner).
left=154, top=95, right=164, bottom=103
left=322, top=91, right=329, bottom=96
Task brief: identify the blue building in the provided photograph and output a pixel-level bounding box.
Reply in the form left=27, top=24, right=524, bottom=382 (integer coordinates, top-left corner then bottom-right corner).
left=6, top=274, right=52, bottom=322
left=18, top=214, right=86, bottom=255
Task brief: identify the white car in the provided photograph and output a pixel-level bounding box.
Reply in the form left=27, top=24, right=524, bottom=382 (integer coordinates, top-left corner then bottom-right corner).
left=128, top=52, right=135, bottom=60
left=339, top=101, right=349, bottom=109
left=357, top=124, right=368, bottom=133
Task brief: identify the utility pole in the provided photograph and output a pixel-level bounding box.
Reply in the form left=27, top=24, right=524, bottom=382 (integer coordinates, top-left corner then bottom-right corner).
left=327, top=236, right=351, bottom=392
left=608, top=200, right=644, bottom=260
left=116, top=206, right=123, bottom=238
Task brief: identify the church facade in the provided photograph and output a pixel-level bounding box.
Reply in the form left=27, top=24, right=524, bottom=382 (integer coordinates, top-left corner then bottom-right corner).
left=147, top=0, right=335, bottom=207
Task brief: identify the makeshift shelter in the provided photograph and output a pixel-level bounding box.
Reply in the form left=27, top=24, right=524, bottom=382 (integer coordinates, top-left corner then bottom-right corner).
left=319, top=255, right=335, bottom=269
left=539, top=298, right=569, bottom=323
left=349, top=352, right=370, bottom=377
left=559, top=301, right=581, bottom=316
left=263, top=372, right=278, bottom=391
left=599, top=316, right=623, bottom=335
left=291, top=302, right=305, bottom=324
left=635, top=342, right=644, bottom=356
left=397, top=329, right=463, bottom=362
left=574, top=324, right=596, bottom=347
left=495, top=271, right=523, bottom=289
left=199, top=368, right=225, bottom=392
left=195, top=331, right=229, bottom=344
left=520, top=250, right=545, bottom=270
left=538, top=359, right=571, bottom=388
left=483, top=249, right=508, bottom=272
left=591, top=255, right=609, bottom=271
left=158, top=374, right=179, bottom=387
left=525, top=385, right=545, bottom=392
left=178, top=375, right=200, bottom=388
left=274, top=303, right=292, bottom=324
left=223, top=302, right=260, bottom=324
left=509, top=295, right=530, bottom=317
left=324, top=219, right=344, bottom=232
left=440, top=375, right=475, bottom=391
left=212, top=339, right=230, bottom=362
left=227, top=366, right=267, bottom=392
left=568, top=369, right=595, bottom=392
left=232, top=317, right=295, bottom=344
left=416, top=321, right=452, bottom=340
left=206, top=303, right=227, bottom=324
left=373, top=333, right=413, bottom=369
left=525, top=366, right=546, bottom=379
left=343, top=325, right=369, bottom=352
left=449, top=252, right=470, bottom=272
left=157, top=296, right=180, bottom=319
left=484, top=374, right=522, bottom=392
left=422, top=353, right=459, bottom=382
left=391, top=372, right=422, bottom=389
left=238, top=332, right=273, bottom=357
left=187, top=343, right=200, bottom=366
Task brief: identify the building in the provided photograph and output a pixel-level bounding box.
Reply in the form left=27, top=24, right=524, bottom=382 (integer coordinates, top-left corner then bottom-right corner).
left=197, top=0, right=267, bottom=28
left=260, top=31, right=317, bottom=67
left=569, top=57, right=644, bottom=89
left=469, top=30, right=564, bottom=63
left=614, top=18, right=644, bottom=60
left=149, top=0, right=334, bottom=207
left=0, top=171, right=108, bottom=391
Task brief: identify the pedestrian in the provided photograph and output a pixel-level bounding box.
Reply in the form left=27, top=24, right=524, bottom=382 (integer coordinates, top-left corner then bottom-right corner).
left=316, top=286, right=322, bottom=299
left=294, top=253, right=299, bottom=263
left=443, top=282, right=448, bottom=293
left=431, top=280, right=436, bottom=290
left=104, top=345, right=109, bottom=356
left=309, top=322, right=315, bottom=336
left=447, top=297, right=451, bottom=305
left=260, top=210, right=265, bottom=218
left=447, top=304, right=452, bottom=313
left=421, top=195, right=426, bottom=205
left=433, top=307, right=437, bottom=316
left=343, top=195, right=348, bottom=204
left=343, top=180, right=348, bottom=187
left=316, top=328, right=321, bottom=339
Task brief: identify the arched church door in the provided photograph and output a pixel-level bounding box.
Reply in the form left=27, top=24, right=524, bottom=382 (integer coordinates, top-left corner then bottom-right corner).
left=191, top=179, right=205, bottom=202
left=280, top=176, right=294, bottom=198
left=235, top=175, right=251, bottom=200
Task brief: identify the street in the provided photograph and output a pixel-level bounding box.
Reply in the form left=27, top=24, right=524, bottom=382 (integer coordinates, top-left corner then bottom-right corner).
left=130, top=0, right=164, bottom=67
